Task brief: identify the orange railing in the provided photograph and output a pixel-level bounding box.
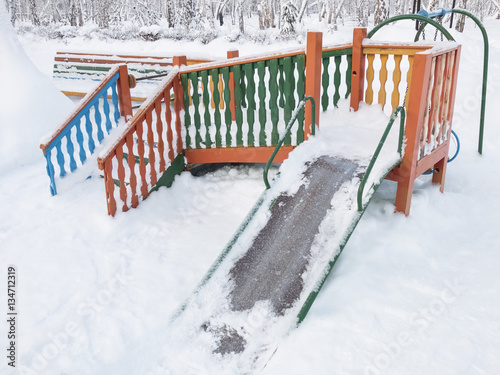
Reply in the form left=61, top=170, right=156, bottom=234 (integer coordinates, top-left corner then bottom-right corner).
left=97, top=67, right=184, bottom=216
left=350, top=30, right=461, bottom=215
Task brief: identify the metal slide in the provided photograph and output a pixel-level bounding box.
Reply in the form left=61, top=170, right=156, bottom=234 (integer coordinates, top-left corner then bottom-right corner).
left=162, top=149, right=401, bottom=374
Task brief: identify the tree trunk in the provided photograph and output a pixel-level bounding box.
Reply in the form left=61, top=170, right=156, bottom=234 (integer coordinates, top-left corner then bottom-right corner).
left=374, top=0, right=388, bottom=26
left=455, top=0, right=467, bottom=32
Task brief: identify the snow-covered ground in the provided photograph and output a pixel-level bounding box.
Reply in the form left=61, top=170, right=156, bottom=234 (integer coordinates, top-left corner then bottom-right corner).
left=1, top=5, right=500, bottom=374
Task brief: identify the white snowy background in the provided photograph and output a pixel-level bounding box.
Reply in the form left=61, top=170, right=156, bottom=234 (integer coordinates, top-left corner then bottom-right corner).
left=1, top=3, right=500, bottom=375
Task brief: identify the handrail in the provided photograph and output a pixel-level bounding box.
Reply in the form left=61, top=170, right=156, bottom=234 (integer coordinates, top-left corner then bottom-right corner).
left=368, top=14, right=455, bottom=41
left=40, top=65, right=131, bottom=196
left=414, top=8, right=489, bottom=155
left=263, top=96, right=316, bottom=189
left=97, top=67, right=179, bottom=168
left=357, top=106, right=406, bottom=211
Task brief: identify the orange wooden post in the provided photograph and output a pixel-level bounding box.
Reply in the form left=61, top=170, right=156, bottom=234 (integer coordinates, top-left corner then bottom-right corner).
left=350, top=28, right=367, bottom=112
left=305, top=32, right=322, bottom=139
left=117, top=65, right=133, bottom=120
left=227, top=50, right=239, bottom=121
left=173, top=56, right=187, bottom=154
left=394, top=53, right=433, bottom=216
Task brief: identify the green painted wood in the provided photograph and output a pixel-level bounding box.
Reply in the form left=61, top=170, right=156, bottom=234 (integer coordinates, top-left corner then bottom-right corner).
left=232, top=65, right=244, bottom=147
left=211, top=69, right=222, bottom=148
left=269, top=59, right=280, bottom=146
left=283, top=57, right=294, bottom=146
left=346, top=54, right=352, bottom=99
left=201, top=70, right=211, bottom=149
left=221, top=67, right=232, bottom=147
left=296, top=54, right=306, bottom=144
left=333, top=55, right=342, bottom=107
left=181, top=74, right=192, bottom=149
left=190, top=72, right=202, bottom=149
left=244, top=63, right=256, bottom=147
left=257, top=61, right=267, bottom=147
left=278, top=61, right=285, bottom=108
left=321, top=57, right=330, bottom=112
left=151, top=152, right=186, bottom=192
left=240, top=69, right=247, bottom=108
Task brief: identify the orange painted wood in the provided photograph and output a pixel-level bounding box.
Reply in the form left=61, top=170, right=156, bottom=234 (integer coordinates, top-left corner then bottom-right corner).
left=185, top=146, right=296, bottom=164
left=117, top=65, right=133, bottom=120
left=394, top=53, right=433, bottom=216
left=180, top=49, right=306, bottom=75
left=415, top=142, right=449, bottom=177
left=136, top=121, right=149, bottom=199
left=103, top=158, right=117, bottom=217
left=227, top=50, right=239, bottom=122
left=350, top=28, right=368, bottom=112
left=365, top=54, right=375, bottom=105
left=391, top=55, right=403, bottom=112
left=145, top=111, right=157, bottom=187
left=155, top=98, right=166, bottom=173
left=126, top=134, right=139, bottom=208
left=115, top=146, right=128, bottom=212
left=305, top=32, right=323, bottom=138
left=164, top=89, right=175, bottom=162
left=173, top=57, right=187, bottom=154
left=55, top=51, right=211, bottom=66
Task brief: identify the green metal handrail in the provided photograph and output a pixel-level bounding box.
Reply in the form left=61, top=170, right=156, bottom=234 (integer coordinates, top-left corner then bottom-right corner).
left=414, top=9, right=489, bottom=155
left=357, top=106, right=406, bottom=212
left=263, top=96, right=316, bottom=189
left=368, top=14, right=455, bottom=41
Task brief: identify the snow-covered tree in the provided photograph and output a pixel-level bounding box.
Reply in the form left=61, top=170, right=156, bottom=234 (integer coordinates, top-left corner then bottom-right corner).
left=280, top=0, right=297, bottom=34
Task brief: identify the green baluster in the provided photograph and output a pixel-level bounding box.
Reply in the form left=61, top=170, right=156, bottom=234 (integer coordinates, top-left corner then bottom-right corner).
left=232, top=65, right=244, bottom=146
left=257, top=61, right=267, bottom=147
left=283, top=57, right=294, bottom=146
left=240, top=68, right=247, bottom=108
left=211, top=69, right=222, bottom=148
left=201, top=70, right=210, bottom=148
left=278, top=61, right=285, bottom=108
left=296, top=54, right=305, bottom=144
left=244, top=64, right=256, bottom=147
left=322, top=57, right=330, bottom=112
left=190, top=72, right=201, bottom=148
left=346, top=54, right=352, bottom=99
left=334, top=55, right=342, bottom=107
left=269, top=59, right=279, bottom=145
left=181, top=73, right=192, bottom=149
left=221, top=67, right=232, bottom=147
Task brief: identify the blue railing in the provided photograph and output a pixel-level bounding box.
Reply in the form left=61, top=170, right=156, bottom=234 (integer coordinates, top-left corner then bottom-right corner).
left=40, top=66, right=131, bottom=195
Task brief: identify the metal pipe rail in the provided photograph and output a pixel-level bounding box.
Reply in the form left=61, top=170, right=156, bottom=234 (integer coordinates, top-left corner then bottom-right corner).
left=263, top=96, right=316, bottom=189
left=357, top=106, right=406, bottom=212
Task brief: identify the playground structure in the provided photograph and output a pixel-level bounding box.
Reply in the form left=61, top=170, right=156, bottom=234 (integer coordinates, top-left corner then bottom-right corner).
left=39, top=8, right=490, bottom=371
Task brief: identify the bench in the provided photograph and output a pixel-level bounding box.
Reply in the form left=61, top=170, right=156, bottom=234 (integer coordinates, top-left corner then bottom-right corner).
left=52, top=51, right=211, bottom=102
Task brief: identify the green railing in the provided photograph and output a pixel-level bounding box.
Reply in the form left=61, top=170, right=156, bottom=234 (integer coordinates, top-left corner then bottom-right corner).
left=320, top=48, right=353, bottom=111
left=357, top=106, right=406, bottom=211
left=180, top=53, right=306, bottom=150
left=263, top=96, right=316, bottom=189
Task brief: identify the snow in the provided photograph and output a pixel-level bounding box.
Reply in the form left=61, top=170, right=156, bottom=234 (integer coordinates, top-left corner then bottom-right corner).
left=1, top=11, right=500, bottom=375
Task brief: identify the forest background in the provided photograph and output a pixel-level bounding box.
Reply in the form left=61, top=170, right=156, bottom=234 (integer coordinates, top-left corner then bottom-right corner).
left=4, top=0, right=500, bottom=42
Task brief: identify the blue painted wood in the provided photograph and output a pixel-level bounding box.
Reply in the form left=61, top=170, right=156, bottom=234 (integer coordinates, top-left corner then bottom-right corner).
left=111, top=83, right=120, bottom=123
left=42, top=72, right=121, bottom=196
left=85, top=111, right=95, bottom=154
left=66, top=133, right=77, bottom=172
left=94, top=101, right=104, bottom=143
left=44, top=151, right=57, bottom=196
left=103, top=88, right=113, bottom=134
left=75, top=120, right=86, bottom=164
left=55, top=142, right=66, bottom=177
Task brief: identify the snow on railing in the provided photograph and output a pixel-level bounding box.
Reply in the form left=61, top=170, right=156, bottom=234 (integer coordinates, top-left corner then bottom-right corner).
left=40, top=65, right=133, bottom=196
left=97, top=68, right=184, bottom=216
